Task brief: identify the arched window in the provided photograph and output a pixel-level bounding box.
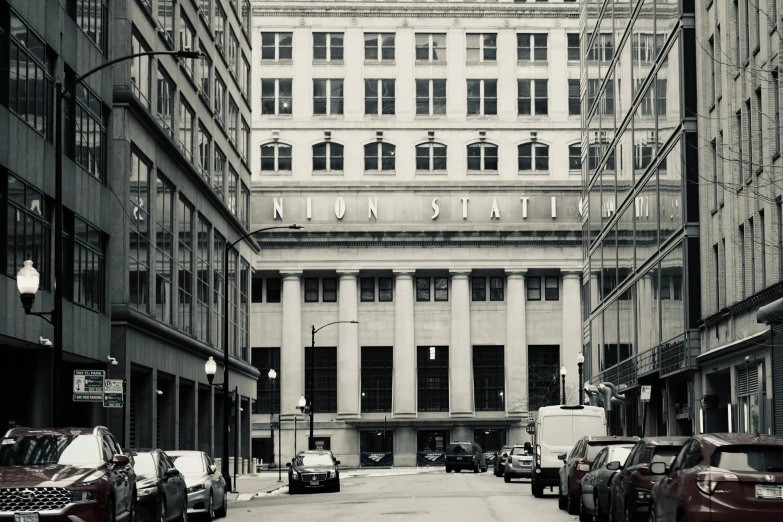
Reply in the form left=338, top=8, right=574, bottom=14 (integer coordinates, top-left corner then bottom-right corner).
left=518, top=143, right=549, bottom=171
left=467, top=143, right=498, bottom=171
left=364, top=143, right=396, bottom=171
left=416, top=143, right=447, bottom=172
left=568, top=144, right=581, bottom=171
left=260, top=143, right=292, bottom=172
left=313, top=142, right=344, bottom=172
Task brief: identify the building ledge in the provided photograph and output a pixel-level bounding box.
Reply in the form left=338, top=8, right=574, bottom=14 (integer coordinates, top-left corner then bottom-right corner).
left=696, top=330, right=769, bottom=363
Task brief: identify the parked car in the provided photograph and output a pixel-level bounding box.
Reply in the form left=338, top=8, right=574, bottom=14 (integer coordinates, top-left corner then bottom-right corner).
left=493, top=446, right=514, bottom=477
left=0, top=426, right=135, bottom=522
left=504, top=444, right=534, bottom=482
left=128, top=449, right=187, bottom=521
left=445, top=442, right=487, bottom=473
left=579, top=444, right=635, bottom=522
left=533, top=405, right=607, bottom=498
left=167, top=451, right=227, bottom=520
left=608, top=436, right=688, bottom=522
left=558, top=435, right=639, bottom=514
left=649, top=433, right=783, bottom=522
left=287, top=451, right=341, bottom=494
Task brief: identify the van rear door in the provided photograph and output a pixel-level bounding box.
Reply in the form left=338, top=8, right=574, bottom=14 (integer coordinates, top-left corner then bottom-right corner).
left=540, top=412, right=575, bottom=470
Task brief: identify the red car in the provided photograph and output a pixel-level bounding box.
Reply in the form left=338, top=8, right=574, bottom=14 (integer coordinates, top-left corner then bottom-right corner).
left=558, top=435, right=639, bottom=515
left=649, top=433, right=783, bottom=522
left=0, top=427, right=136, bottom=522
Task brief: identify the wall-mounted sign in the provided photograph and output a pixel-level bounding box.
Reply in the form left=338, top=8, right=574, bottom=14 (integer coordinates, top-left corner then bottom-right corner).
left=103, top=379, right=124, bottom=408
left=73, top=370, right=105, bottom=402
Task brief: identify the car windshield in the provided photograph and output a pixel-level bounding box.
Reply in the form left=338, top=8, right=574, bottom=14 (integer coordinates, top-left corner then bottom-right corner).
left=170, top=455, right=204, bottom=473
left=132, top=453, right=157, bottom=477
left=510, top=447, right=528, bottom=455
left=586, top=442, right=629, bottom=461
left=446, top=444, right=474, bottom=455
left=710, top=446, right=783, bottom=472
left=608, top=447, right=633, bottom=465
left=295, top=454, right=334, bottom=467
left=650, top=446, right=682, bottom=465
left=0, top=435, right=101, bottom=466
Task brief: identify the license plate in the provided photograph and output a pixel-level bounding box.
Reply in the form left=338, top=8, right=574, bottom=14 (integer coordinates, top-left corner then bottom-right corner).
left=756, top=485, right=783, bottom=499
left=457, top=457, right=463, bottom=461
left=310, top=480, right=319, bottom=486
left=14, top=514, right=39, bottom=522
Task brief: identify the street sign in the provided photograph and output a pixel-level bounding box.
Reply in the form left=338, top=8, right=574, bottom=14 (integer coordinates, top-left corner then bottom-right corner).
left=641, top=385, right=652, bottom=402
left=73, top=370, right=105, bottom=402
left=103, top=379, right=124, bottom=408
left=525, top=422, right=535, bottom=435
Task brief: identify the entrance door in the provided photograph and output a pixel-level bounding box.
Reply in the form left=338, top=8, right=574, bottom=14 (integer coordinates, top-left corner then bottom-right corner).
left=360, top=430, right=394, bottom=466
left=416, top=430, right=448, bottom=466
left=473, top=429, right=506, bottom=453
left=252, top=438, right=272, bottom=469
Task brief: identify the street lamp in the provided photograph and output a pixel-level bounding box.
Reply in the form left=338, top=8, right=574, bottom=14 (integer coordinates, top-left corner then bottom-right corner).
left=268, top=369, right=277, bottom=470
left=576, top=353, right=585, bottom=405
left=203, top=357, right=238, bottom=492
left=308, top=321, right=358, bottom=449
left=560, top=365, right=568, bottom=405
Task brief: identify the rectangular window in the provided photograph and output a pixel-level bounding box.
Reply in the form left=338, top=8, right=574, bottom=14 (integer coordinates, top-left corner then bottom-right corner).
left=712, top=139, right=718, bottom=208
left=213, top=146, right=226, bottom=199
left=416, top=79, right=447, bottom=116
left=313, top=79, right=344, bottom=116
left=740, top=224, right=746, bottom=297
left=379, top=277, right=393, bottom=302
left=490, top=277, right=504, bottom=301
left=214, top=3, right=226, bottom=53
left=228, top=30, right=239, bottom=79
left=72, top=0, right=108, bottom=52
left=472, top=277, right=486, bottom=301
left=545, top=276, right=559, bottom=301
left=760, top=210, right=766, bottom=288
left=365, top=79, right=396, bottom=115
left=240, top=53, right=250, bottom=98
left=323, top=278, right=337, bottom=302
left=179, top=10, right=197, bottom=79
left=517, top=79, right=548, bottom=116
left=416, top=277, right=431, bottom=301
left=197, top=125, right=211, bottom=182
left=418, top=346, right=449, bottom=412
left=466, top=33, right=497, bottom=62
left=415, top=33, right=446, bottom=62
left=178, top=97, right=194, bottom=162
left=365, top=33, right=395, bottom=62
left=154, top=174, right=174, bottom=324
left=305, top=347, right=338, bottom=413
left=195, top=216, right=210, bottom=342
left=750, top=217, right=756, bottom=292
left=587, top=33, right=614, bottom=61
left=434, top=277, right=448, bottom=301
left=261, top=32, right=292, bottom=61
left=227, top=166, right=239, bottom=215
left=757, top=88, right=764, bottom=167
left=240, top=183, right=250, bottom=230
left=240, top=119, right=250, bottom=163
left=69, top=81, right=106, bottom=182
left=5, top=173, right=52, bottom=290
left=567, top=33, right=580, bottom=60
left=228, top=97, right=239, bottom=144
left=177, top=199, right=193, bottom=332
left=313, top=33, right=344, bottom=61
left=747, top=100, right=754, bottom=174
left=517, top=33, right=547, bottom=61
left=157, top=0, right=175, bottom=47
left=569, top=144, right=582, bottom=170
left=710, top=37, right=716, bottom=105
left=214, top=75, right=226, bottom=125
left=305, top=277, right=319, bottom=302
left=251, top=348, right=280, bottom=414
left=737, top=112, right=744, bottom=184
left=361, top=277, right=375, bottom=302
left=131, top=31, right=151, bottom=107
left=527, top=276, right=541, bottom=300
left=473, top=346, right=505, bottom=411
left=261, top=79, right=292, bottom=116
left=212, top=232, right=225, bottom=349
left=735, top=0, right=741, bottom=64
left=714, top=244, right=721, bottom=311
left=200, top=52, right=212, bottom=102
left=774, top=71, right=781, bottom=156
left=227, top=250, right=239, bottom=357
left=745, top=0, right=751, bottom=57
left=467, top=79, right=497, bottom=116
left=568, top=79, right=581, bottom=115
left=528, top=345, right=560, bottom=411
left=251, top=273, right=262, bottom=303
left=261, top=143, right=292, bottom=173
left=155, top=67, right=175, bottom=138
left=129, top=152, right=150, bottom=311
left=266, top=277, right=281, bottom=303
left=361, top=347, right=393, bottom=412
left=240, top=259, right=249, bottom=358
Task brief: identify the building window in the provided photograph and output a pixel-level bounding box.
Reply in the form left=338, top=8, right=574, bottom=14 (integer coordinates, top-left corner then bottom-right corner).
left=473, top=346, right=505, bottom=411
left=415, top=33, right=446, bottom=62
left=518, top=79, right=548, bottom=116
left=737, top=112, right=744, bottom=184
left=227, top=250, right=239, bottom=357
left=313, top=143, right=344, bottom=172
left=260, top=143, right=292, bottom=173
left=528, top=345, right=560, bottom=411
left=251, top=273, right=262, bottom=303
left=313, top=79, right=344, bottom=116
left=364, top=143, right=396, bottom=172
left=178, top=198, right=193, bottom=333
left=266, top=277, right=281, bottom=303
left=567, top=33, right=580, bottom=60
left=709, top=36, right=716, bottom=105
left=228, top=30, right=239, bottom=79
left=252, top=348, right=280, bottom=414
left=129, top=151, right=150, bottom=311
left=197, top=125, right=211, bottom=182
left=760, top=210, right=766, bottom=288
left=467, top=79, right=497, bottom=116
left=632, top=33, right=658, bottom=64
left=154, top=67, right=175, bottom=138
left=569, top=144, right=582, bottom=170
left=418, top=346, right=449, bottom=412
left=740, top=224, right=746, bottom=297
left=467, top=143, right=498, bottom=172
left=178, top=97, right=194, bottom=162
left=305, top=347, right=338, bottom=412
left=472, top=277, right=486, bottom=301
left=712, top=139, right=718, bottom=208
left=69, top=82, right=106, bottom=182
left=466, top=33, right=497, bottom=62
left=241, top=0, right=251, bottom=31
left=365, top=33, right=395, bottom=62
left=517, top=33, right=548, bottom=61
left=179, top=10, right=197, bottom=79
left=361, top=347, right=393, bottom=412
left=9, top=11, right=54, bottom=139
left=490, top=277, right=504, bottom=301
left=214, top=75, right=226, bottom=125
left=313, top=33, right=344, bottom=61
left=365, top=79, right=395, bottom=115
left=240, top=53, right=250, bottom=98
left=568, top=79, right=581, bottom=115
left=587, top=33, right=614, bottom=61
left=195, top=216, right=210, bottom=342
left=71, top=0, right=108, bottom=52
left=750, top=217, right=756, bottom=292
left=212, top=232, right=225, bottom=349
left=756, top=88, right=764, bottom=166
left=714, top=244, right=720, bottom=311
left=240, top=119, right=249, bottom=163
left=213, top=146, right=226, bottom=199
left=587, top=79, right=614, bottom=116
left=656, top=79, right=667, bottom=115
left=527, top=276, right=541, bottom=300
left=773, top=71, right=781, bottom=157
left=228, top=97, right=239, bottom=145
left=435, top=277, right=449, bottom=301
left=416, top=80, right=447, bottom=116
left=379, top=277, right=393, bottom=302
left=323, top=278, right=337, bottom=302
left=416, top=143, right=447, bottom=172
left=214, top=2, right=227, bottom=54
left=261, top=32, right=292, bottom=61
left=518, top=143, right=549, bottom=171
left=240, top=183, right=250, bottom=230
left=416, top=277, right=431, bottom=301
left=545, top=276, right=559, bottom=301
left=361, top=278, right=375, bottom=301
left=154, top=174, right=174, bottom=325
left=199, top=51, right=212, bottom=102
left=5, top=173, right=52, bottom=291
left=261, top=79, right=292, bottom=116
left=131, top=31, right=151, bottom=108
left=157, top=0, right=175, bottom=47
left=228, top=166, right=239, bottom=215
left=304, top=278, right=318, bottom=302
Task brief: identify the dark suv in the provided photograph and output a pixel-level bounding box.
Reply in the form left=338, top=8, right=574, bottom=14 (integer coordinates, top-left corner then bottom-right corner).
left=445, top=442, right=487, bottom=473
left=0, top=427, right=136, bottom=522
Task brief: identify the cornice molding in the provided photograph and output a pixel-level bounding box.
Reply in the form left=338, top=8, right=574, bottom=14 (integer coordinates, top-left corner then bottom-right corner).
left=252, top=4, right=580, bottom=19
left=259, top=239, right=581, bottom=248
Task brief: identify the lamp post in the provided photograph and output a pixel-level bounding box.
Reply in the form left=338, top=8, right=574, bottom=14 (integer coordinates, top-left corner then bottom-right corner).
left=297, top=394, right=307, bottom=455
left=560, top=365, right=568, bottom=405
left=203, top=356, right=236, bottom=492
left=308, top=321, right=358, bottom=449
left=15, top=49, right=203, bottom=430
left=576, top=353, right=585, bottom=405
left=268, top=369, right=277, bottom=470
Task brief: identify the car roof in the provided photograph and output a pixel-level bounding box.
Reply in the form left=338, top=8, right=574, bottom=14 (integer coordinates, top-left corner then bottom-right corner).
left=696, top=433, right=783, bottom=447
left=296, top=450, right=333, bottom=455
left=642, top=436, right=689, bottom=447
left=4, top=427, right=102, bottom=438
left=584, top=436, right=639, bottom=444
left=166, top=451, right=204, bottom=456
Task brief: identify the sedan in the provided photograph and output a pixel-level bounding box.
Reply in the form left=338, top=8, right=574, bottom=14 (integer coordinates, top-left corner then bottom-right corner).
left=580, top=444, right=634, bottom=522
left=493, top=446, right=513, bottom=476
left=287, top=451, right=341, bottom=494
left=129, top=449, right=188, bottom=522
left=168, top=451, right=227, bottom=520
left=504, top=444, right=534, bottom=482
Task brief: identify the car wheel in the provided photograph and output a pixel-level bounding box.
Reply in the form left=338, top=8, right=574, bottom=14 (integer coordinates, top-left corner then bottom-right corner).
left=567, top=484, right=580, bottom=515
left=157, top=498, right=166, bottom=522
left=481, top=467, right=488, bottom=473
left=558, top=491, right=568, bottom=510
left=214, top=490, right=228, bottom=518
left=579, top=494, right=593, bottom=522
left=531, top=479, right=544, bottom=498
left=333, top=480, right=341, bottom=493
left=473, top=462, right=479, bottom=473
left=677, top=510, right=688, bottom=522
left=104, top=498, right=115, bottom=522
left=594, top=492, right=606, bottom=522
left=205, top=493, right=214, bottom=521
left=648, top=507, right=657, bottom=522
left=179, top=497, right=188, bottom=522
left=504, top=473, right=511, bottom=483
left=455, top=468, right=461, bottom=473
left=446, top=466, right=451, bottom=473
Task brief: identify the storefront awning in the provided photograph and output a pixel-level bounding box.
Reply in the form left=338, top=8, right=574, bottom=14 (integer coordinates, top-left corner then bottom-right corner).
left=696, top=330, right=769, bottom=363
left=757, top=297, right=783, bottom=325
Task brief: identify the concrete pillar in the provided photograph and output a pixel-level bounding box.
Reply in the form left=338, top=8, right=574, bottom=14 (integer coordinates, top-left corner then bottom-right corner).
left=395, top=426, right=416, bottom=467
left=506, top=271, right=527, bottom=417
left=174, top=376, right=180, bottom=450
left=562, top=273, right=582, bottom=404
left=450, top=270, right=473, bottom=417
left=151, top=368, right=158, bottom=448
left=337, top=270, right=360, bottom=420
left=193, top=385, right=199, bottom=451
left=393, top=271, right=416, bottom=418
left=281, top=272, right=303, bottom=418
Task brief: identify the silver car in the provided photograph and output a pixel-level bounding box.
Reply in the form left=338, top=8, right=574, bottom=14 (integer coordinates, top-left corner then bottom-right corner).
left=168, top=450, right=228, bottom=520
left=504, top=444, right=534, bottom=482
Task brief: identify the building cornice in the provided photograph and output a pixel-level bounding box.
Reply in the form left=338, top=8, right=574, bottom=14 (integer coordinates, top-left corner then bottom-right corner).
left=252, top=181, right=583, bottom=193
left=252, top=4, right=580, bottom=20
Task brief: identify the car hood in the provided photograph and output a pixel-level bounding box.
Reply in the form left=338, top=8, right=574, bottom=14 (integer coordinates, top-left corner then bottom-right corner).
left=181, top=473, right=209, bottom=488
left=0, top=464, right=102, bottom=488
left=292, top=466, right=335, bottom=473
left=134, top=475, right=159, bottom=490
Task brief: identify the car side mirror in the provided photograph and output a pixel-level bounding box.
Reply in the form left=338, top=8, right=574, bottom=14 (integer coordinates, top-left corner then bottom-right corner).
left=557, top=453, right=567, bottom=461
left=112, top=455, right=130, bottom=466
left=524, top=442, right=532, bottom=452
left=207, top=464, right=217, bottom=474
left=502, top=453, right=508, bottom=458
left=606, top=461, right=621, bottom=471
left=165, top=468, right=180, bottom=477
left=649, top=462, right=667, bottom=475
left=286, top=462, right=291, bottom=467
left=335, top=460, right=341, bottom=466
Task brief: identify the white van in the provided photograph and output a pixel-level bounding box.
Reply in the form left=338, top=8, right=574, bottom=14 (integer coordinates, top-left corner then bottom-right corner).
left=531, top=405, right=606, bottom=497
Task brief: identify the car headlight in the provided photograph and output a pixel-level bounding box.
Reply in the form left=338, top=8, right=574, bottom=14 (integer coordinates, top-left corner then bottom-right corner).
left=72, top=477, right=102, bottom=488
left=187, top=483, right=206, bottom=494
left=71, top=491, right=97, bottom=503
left=137, top=486, right=156, bottom=497
left=327, top=471, right=335, bottom=479
left=290, top=471, right=300, bottom=481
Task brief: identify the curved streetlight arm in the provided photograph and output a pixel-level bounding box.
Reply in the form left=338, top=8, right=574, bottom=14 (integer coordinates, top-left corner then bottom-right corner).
left=225, top=224, right=303, bottom=253
left=313, top=320, right=358, bottom=335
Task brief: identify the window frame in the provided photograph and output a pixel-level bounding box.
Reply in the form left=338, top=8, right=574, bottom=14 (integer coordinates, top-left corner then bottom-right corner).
left=472, top=277, right=487, bottom=301
left=261, top=32, right=293, bottom=61
left=313, top=32, right=344, bottom=62
left=304, top=277, right=319, bottom=302
left=260, top=143, right=293, bottom=173
left=364, top=142, right=396, bottom=172
left=466, top=33, right=498, bottom=62
left=364, top=33, right=395, bottom=62
left=416, top=277, right=431, bottom=301
left=517, top=33, right=548, bottom=62
left=361, top=277, right=376, bottom=302
left=466, top=79, right=498, bottom=116
left=517, top=79, right=548, bottom=116
left=467, top=143, right=499, bottom=172
left=518, top=143, right=550, bottom=172
left=415, top=143, right=447, bottom=172
left=261, top=79, right=293, bottom=116
left=365, top=79, right=396, bottom=116
left=416, top=79, right=447, bottom=116
left=545, top=276, right=559, bottom=301
left=323, top=278, right=337, bottom=302
left=312, top=142, right=345, bottom=173
left=415, top=33, right=446, bottom=62
left=527, top=276, right=542, bottom=301
left=313, top=79, right=345, bottom=116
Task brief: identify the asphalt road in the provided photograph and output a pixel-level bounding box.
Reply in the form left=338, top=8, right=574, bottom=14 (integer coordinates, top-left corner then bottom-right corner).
left=225, top=468, right=578, bottom=522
